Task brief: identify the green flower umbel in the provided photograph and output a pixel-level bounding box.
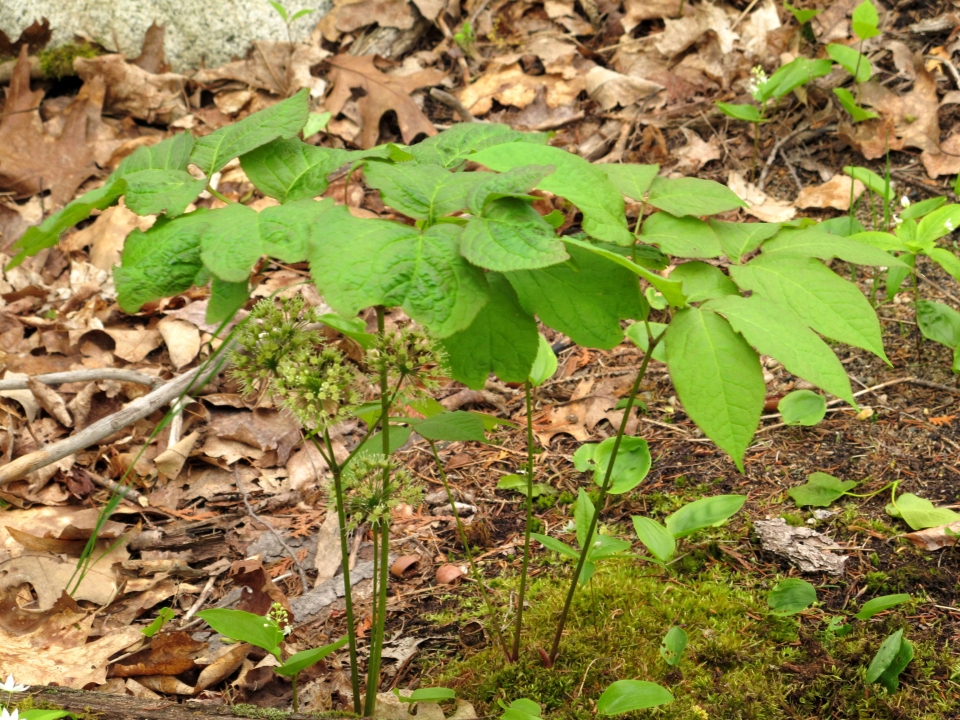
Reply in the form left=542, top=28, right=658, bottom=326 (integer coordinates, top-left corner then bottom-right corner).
left=343, top=453, right=421, bottom=525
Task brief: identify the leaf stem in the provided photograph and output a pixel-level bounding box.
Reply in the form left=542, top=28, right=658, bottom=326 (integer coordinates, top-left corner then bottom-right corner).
left=547, top=328, right=665, bottom=664
left=292, top=674, right=299, bottom=713
left=845, top=480, right=898, bottom=499
left=205, top=185, right=234, bottom=205
left=427, top=440, right=511, bottom=660
left=511, top=381, right=537, bottom=662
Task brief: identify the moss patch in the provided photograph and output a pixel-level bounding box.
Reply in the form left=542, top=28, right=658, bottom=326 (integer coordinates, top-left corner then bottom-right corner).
left=38, top=43, right=99, bottom=79
left=426, top=557, right=958, bottom=719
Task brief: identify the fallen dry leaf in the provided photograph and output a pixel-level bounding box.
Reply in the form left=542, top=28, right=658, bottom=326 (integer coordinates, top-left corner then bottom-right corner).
left=26, top=377, right=73, bottom=427
left=193, top=43, right=329, bottom=98
left=318, top=0, right=416, bottom=42
left=105, top=326, right=163, bottom=363
left=195, top=643, right=252, bottom=692
left=136, top=675, right=196, bottom=695
left=0, top=372, right=38, bottom=421
left=154, top=430, right=200, bottom=479
left=436, top=563, right=464, bottom=585
left=0, top=552, right=123, bottom=610
left=109, top=631, right=205, bottom=678
left=656, top=3, right=737, bottom=58
left=132, top=22, right=171, bottom=74
left=75, top=54, right=188, bottom=125
left=795, top=175, right=865, bottom=211
left=621, top=0, right=682, bottom=33
left=459, top=63, right=584, bottom=117
left=208, top=409, right=302, bottom=466
left=922, top=133, right=960, bottom=178
left=739, top=0, right=781, bottom=58
left=0, top=48, right=107, bottom=206
left=391, top=554, right=421, bottom=578
left=64, top=203, right=153, bottom=272
left=904, top=521, right=960, bottom=550
left=325, top=55, right=443, bottom=149
left=727, top=171, right=796, bottom=223
left=585, top=67, right=664, bottom=110
left=671, top=127, right=721, bottom=175
left=158, top=316, right=201, bottom=369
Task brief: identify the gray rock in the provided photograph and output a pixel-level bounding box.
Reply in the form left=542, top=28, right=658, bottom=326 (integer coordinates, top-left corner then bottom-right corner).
left=0, top=0, right=331, bottom=72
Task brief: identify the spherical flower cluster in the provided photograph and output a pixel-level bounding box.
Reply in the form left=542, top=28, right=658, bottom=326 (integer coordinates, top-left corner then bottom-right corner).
left=366, top=326, right=447, bottom=392
left=273, top=346, right=361, bottom=430
left=343, top=453, right=421, bottom=525
left=747, top=65, right=769, bottom=103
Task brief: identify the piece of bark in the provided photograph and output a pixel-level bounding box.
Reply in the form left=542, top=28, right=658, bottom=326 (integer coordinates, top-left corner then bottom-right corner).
left=754, top=518, right=847, bottom=575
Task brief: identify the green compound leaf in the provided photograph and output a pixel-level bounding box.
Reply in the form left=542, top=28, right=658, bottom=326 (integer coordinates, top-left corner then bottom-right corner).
left=664, top=307, right=764, bottom=469
left=196, top=608, right=283, bottom=660
left=640, top=212, right=723, bottom=258
left=310, top=211, right=488, bottom=337
left=827, top=43, right=872, bottom=82
left=709, top=220, right=781, bottom=264
left=207, top=277, right=250, bottom=326
left=631, top=515, right=675, bottom=563
left=758, top=57, right=833, bottom=102
left=624, top=321, right=668, bottom=363
left=7, top=179, right=126, bottom=267
left=669, top=261, right=739, bottom=302
left=833, top=87, right=879, bottom=122
left=467, top=164, right=555, bottom=215
left=600, top=163, right=660, bottom=201
left=787, top=472, right=857, bottom=507
left=122, top=169, right=207, bottom=217
left=441, top=272, right=538, bottom=388
left=916, top=299, right=960, bottom=349
left=665, top=495, right=746, bottom=538
left=505, top=242, right=646, bottom=349
left=767, top=578, right=817, bottom=616
left=471, top=143, right=632, bottom=245
left=275, top=636, right=349, bottom=677
left=191, top=89, right=309, bottom=174
left=589, top=436, right=651, bottom=494
left=856, top=594, right=911, bottom=621
left=118, top=132, right=196, bottom=173
left=413, top=411, right=487, bottom=443
left=660, top=626, right=688, bottom=666
left=717, top=102, right=764, bottom=123
left=561, top=236, right=685, bottom=307
left=240, top=138, right=353, bottom=203
left=886, top=492, right=960, bottom=530
left=705, top=294, right=855, bottom=406
left=363, top=160, right=480, bottom=222
left=461, top=198, right=568, bottom=271
left=866, top=629, right=904, bottom=684
left=200, top=199, right=335, bottom=281
left=729, top=254, right=888, bottom=363
left=843, top=165, right=895, bottom=202
left=528, top=333, right=558, bottom=386
left=114, top=211, right=210, bottom=313
left=851, top=0, right=880, bottom=40
left=646, top=176, right=746, bottom=217
left=778, top=389, right=827, bottom=426
left=761, top=227, right=904, bottom=267
left=412, top=122, right=545, bottom=168
left=597, top=680, right=674, bottom=715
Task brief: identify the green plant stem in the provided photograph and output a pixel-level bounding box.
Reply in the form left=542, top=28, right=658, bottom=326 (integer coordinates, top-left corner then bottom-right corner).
left=511, top=381, right=537, bottom=662
left=845, top=480, right=898, bottom=500
left=314, top=430, right=362, bottom=715
left=364, top=306, right=392, bottom=717
left=291, top=674, right=299, bottom=713
left=205, top=185, right=234, bottom=205
left=547, top=328, right=665, bottom=664
left=752, top=122, right=760, bottom=182
left=427, top=440, right=511, bottom=660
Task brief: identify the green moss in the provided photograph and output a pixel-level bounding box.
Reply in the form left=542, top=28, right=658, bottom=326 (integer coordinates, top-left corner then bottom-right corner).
left=423, top=558, right=958, bottom=719
left=38, top=43, right=100, bottom=79
left=780, top=512, right=805, bottom=527
left=231, top=704, right=290, bottom=720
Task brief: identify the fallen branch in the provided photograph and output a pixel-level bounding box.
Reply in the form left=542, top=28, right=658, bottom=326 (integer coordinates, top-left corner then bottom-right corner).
left=19, top=687, right=352, bottom=720
left=0, top=366, right=207, bottom=486
left=0, top=368, right=161, bottom=392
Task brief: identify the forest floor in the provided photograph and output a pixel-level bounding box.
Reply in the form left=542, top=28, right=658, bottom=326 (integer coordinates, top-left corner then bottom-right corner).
left=1, top=0, right=960, bottom=718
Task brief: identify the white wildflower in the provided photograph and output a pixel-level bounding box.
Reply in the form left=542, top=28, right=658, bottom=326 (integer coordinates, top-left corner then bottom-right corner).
left=946, top=219, right=955, bottom=233
left=0, top=676, right=25, bottom=694
left=900, top=195, right=910, bottom=208
left=747, top=65, right=769, bottom=102
left=1, top=707, right=20, bottom=720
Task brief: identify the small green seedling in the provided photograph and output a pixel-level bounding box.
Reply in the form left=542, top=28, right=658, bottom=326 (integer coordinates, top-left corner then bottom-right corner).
left=497, top=474, right=556, bottom=498
left=632, top=495, right=747, bottom=565
left=393, top=688, right=457, bottom=704
left=886, top=491, right=960, bottom=530
left=659, top=626, right=688, bottom=666
left=498, top=698, right=543, bottom=720
left=767, top=578, right=817, bottom=615
left=596, top=680, right=674, bottom=714
left=778, top=389, right=827, bottom=426
left=788, top=472, right=858, bottom=507
left=916, top=300, right=960, bottom=374
left=141, top=607, right=176, bottom=637
left=573, top=436, right=651, bottom=495
left=197, top=604, right=347, bottom=711
left=866, top=629, right=913, bottom=693
left=856, top=593, right=911, bottom=620
left=784, top=1, right=820, bottom=25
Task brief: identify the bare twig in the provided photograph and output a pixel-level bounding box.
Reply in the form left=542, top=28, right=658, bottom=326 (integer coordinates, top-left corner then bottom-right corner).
left=0, top=366, right=208, bottom=486
left=0, top=368, right=161, bottom=392
left=80, top=469, right=149, bottom=507
left=429, top=88, right=476, bottom=122
left=757, top=121, right=813, bottom=192
left=235, top=466, right=309, bottom=589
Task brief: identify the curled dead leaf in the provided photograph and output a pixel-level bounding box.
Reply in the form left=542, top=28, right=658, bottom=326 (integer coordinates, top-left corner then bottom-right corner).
left=436, top=563, right=464, bottom=585
left=154, top=430, right=200, bottom=480
left=795, top=175, right=865, bottom=211
left=727, top=172, right=796, bottom=223
left=195, top=642, right=251, bottom=692
left=158, top=317, right=201, bottom=369
left=135, top=674, right=196, bottom=695
left=904, top=521, right=960, bottom=550
left=109, top=631, right=206, bottom=678
left=26, top=378, right=72, bottom=427
left=390, top=554, right=421, bottom=578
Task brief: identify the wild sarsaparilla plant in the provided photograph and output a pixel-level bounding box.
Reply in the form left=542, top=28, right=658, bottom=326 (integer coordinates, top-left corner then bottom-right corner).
left=10, top=89, right=894, bottom=707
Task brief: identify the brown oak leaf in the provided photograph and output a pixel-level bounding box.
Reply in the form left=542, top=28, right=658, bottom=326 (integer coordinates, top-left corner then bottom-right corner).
left=325, top=55, right=443, bottom=149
